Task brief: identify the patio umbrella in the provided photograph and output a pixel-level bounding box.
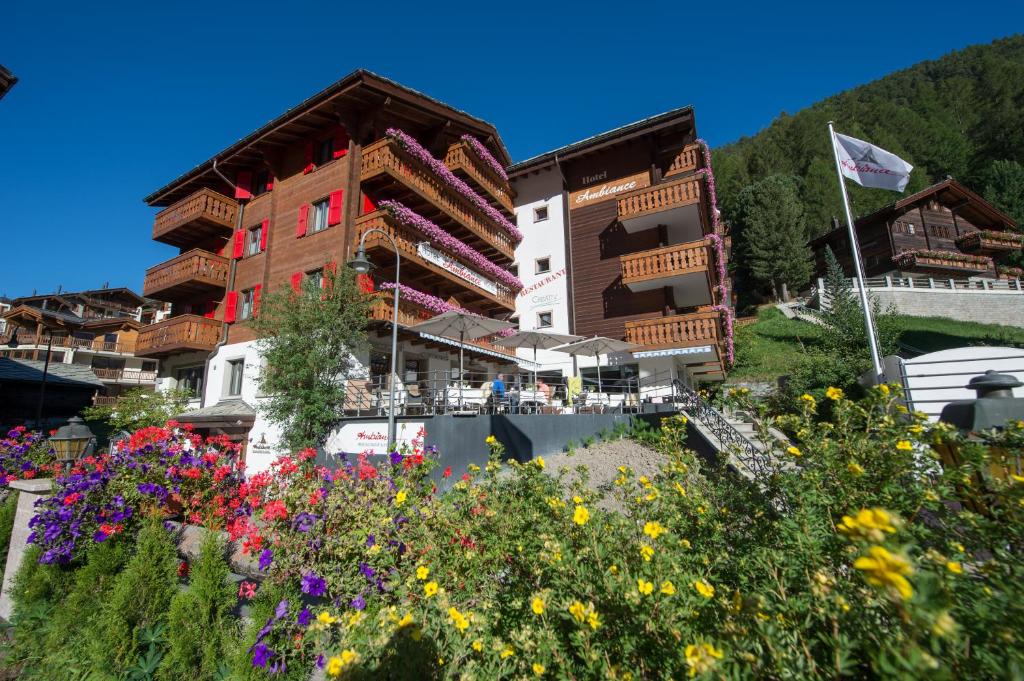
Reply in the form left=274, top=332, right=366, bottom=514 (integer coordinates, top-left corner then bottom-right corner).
left=407, top=310, right=514, bottom=408
left=493, top=330, right=581, bottom=389
left=550, top=336, right=641, bottom=400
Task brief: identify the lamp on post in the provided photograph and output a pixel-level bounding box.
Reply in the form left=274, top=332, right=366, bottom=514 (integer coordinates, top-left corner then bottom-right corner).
left=5, top=327, right=54, bottom=426
left=348, top=229, right=401, bottom=450
left=49, top=416, right=96, bottom=470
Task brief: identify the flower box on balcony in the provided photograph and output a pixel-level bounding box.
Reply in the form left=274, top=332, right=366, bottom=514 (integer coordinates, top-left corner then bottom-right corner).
left=892, top=249, right=994, bottom=273
left=996, top=266, right=1024, bottom=281
left=955, top=230, right=1024, bottom=255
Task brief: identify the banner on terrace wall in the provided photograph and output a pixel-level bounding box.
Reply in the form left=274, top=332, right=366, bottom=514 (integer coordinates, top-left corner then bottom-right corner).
left=326, top=421, right=426, bottom=456
left=417, top=243, right=499, bottom=296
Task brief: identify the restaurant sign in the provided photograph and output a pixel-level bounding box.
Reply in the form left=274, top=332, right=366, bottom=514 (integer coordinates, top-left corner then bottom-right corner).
left=569, top=171, right=650, bottom=208
left=417, top=242, right=498, bottom=296
left=326, top=421, right=426, bottom=456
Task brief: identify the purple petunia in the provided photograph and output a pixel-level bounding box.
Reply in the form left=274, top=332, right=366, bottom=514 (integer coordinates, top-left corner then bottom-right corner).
left=251, top=643, right=274, bottom=668
left=359, top=562, right=376, bottom=580
left=351, top=595, right=366, bottom=611
left=297, top=607, right=313, bottom=627
left=258, top=547, right=274, bottom=571
left=292, top=512, right=317, bottom=533
left=274, top=599, right=289, bottom=620
left=389, top=451, right=403, bottom=466
left=301, top=572, right=326, bottom=597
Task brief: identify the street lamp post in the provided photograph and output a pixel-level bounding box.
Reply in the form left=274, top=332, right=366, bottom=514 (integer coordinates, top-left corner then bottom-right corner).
left=347, top=229, right=401, bottom=450
left=6, top=328, right=54, bottom=426
left=49, top=416, right=96, bottom=472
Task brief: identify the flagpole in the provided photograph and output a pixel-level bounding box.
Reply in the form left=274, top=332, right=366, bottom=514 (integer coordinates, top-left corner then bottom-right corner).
left=827, top=121, right=885, bottom=381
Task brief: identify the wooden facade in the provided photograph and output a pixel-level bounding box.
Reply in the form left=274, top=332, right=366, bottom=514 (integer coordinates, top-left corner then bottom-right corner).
left=811, top=179, right=1020, bottom=280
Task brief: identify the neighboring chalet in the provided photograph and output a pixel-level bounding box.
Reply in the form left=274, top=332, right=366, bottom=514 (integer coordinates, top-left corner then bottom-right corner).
left=811, top=178, right=1022, bottom=281
left=0, top=288, right=164, bottom=408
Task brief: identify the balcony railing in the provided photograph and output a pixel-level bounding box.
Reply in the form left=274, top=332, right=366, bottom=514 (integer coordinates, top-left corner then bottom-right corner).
left=955, top=230, right=1024, bottom=256
left=92, top=395, right=119, bottom=407
left=617, top=176, right=702, bottom=224
left=620, top=240, right=712, bottom=288
left=1, top=331, right=136, bottom=354
left=91, top=368, right=158, bottom=383
left=143, top=249, right=230, bottom=301
left=360, top=138, right=515, bottom=260
left=624, top=310, right=722, bottom=350
left=893, top=250, right=994, bottom=274
left=356, top=213, right=515, bottom=309
left=135, top=315, right=222, bottom=357
left=663, top=143, right=703, bottom=178
left=153, top=188, right=238, bottom=247
left=443, top=140, right=515, bottom=214
left=367, top=297, right=517, bottom=360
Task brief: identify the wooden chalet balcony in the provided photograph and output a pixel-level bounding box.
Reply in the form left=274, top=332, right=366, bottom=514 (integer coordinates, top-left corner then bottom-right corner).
left=153, top=188, right=238, bottom=248
left=135, top=315, right=222, bottom=358
left=443, top=140, right=515, bottom=215
left=92, top=395, right=119, bottom=407
left=620, top=239, right=715, bottom=307
left=955, top=230, right=1024, bottom=257
left=617, top=175, right=706, bottom=238
left=2, top=330, right=135, bottom=354
left=143, top=249, right=229, bottom=302
left=894, top=250, right=994, bottom=275
left=663, top=143, right=703, bottom=178
left=367, top=297, right=517, bottom=360
left=92, top=368, right=158, bottom=383
left=360, top=138, right=515, bottom=261
left=356, top=212, right=515, bottom=312
left=624, top=310, right=722, bottom=350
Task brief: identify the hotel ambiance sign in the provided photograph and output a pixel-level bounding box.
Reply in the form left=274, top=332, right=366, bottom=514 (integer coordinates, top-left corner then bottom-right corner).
left=417, top=242, right=499, bottom=296
left=569, top=170, right=651, bottom=208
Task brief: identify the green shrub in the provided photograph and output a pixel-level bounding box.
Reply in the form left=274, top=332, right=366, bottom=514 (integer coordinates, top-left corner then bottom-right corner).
left=0, top=491, right=17, bottom=558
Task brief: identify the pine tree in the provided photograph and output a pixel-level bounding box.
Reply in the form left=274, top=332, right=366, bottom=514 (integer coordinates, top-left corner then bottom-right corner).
left=983, top=159, right=1024, bottom=228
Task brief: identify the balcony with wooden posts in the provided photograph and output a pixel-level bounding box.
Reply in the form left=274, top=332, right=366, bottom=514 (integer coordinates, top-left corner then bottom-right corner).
left=955, top=230, right=1024, bottom=257
left=1, top=329, right=136, bottom=354
left=663, top=143, right=703, bottom=179
left=617, top=175, right=706, bottom=241
left=153, top=188, right=238, bottom=247
left=356, top=212, right=515, bottom=313
left=91, top=368, right=158, bottom=384
left=625, top=309, right=722, bottom=351
left=620, top=239, right=716, bottom=308
left=135, top=315, right=222, bottom=358
left=367, top=296, right=517, bottom=362
left=443, top=140, right=515, bottom=215
left=893, top=250, right=994, bottom=275
left=360, top=138, right=515, bottom=261
left=143, top=249, right=230, bottom=302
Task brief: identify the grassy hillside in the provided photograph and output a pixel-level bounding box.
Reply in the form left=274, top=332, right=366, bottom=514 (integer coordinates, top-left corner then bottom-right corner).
left=713, top=36, right=1024, bottom=236
left=730, top=307, right=1024, bottom=383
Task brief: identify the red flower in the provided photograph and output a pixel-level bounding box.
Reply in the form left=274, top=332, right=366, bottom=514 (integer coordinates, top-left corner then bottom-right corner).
left=308, top=489, right=324, bottom=505
left=181, top=467, right=203, bottom=480
left=63, top=493, right=81, bottom=506
left=202, top=452, right=220, bottom=466
left=298, top=448, right=317, bottom=462
left=261, top=500, right=288, bottom=522
left=238, top=580, right=257, bottom=600
left=22, top=470, right=36, bottom=479
left=443, top=466, right=452, bottom=479
left=213, top=465, right=232, bottom=482
left=48, top=429, right=58, bottom=436
left=461, top=474, right=471, bottom=483
left=177, top=561, right=190, bottom=578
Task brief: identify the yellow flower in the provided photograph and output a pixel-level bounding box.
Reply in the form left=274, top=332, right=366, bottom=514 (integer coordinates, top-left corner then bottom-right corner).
left=693, top=580, right=715, bottom=599
left=485, top=435, right=497, bottom=445
left=531, top=597, right=545, bottom=615
left=500, top=646, right=515, bottom=659
left=908, top=423, right=924, bottom=434
left=347, top=611, right=364, bottom=627
left=660, top=580, right=676, bottom=595
left=640, top=544, right=655, bottom=562
left=1011, top=474, right=1024, bottom=484
left=447, top=606, right=470, bottom=632
left=394, top=490, right=407, bottom=506
left=416, top=565, right=430, bottom=580
left=423, top=581, right=439, bottom=597
left=847, top=461, right=864, bottom=476
left=685, top=643, right=723, bottom=677
left=533, top=663, right=546, bottom=676
left=896, top=440, right=913, bottom=451
left=787, top=446, right=802, bottom=457
left=932, top=611, right=957, bottom=638
left=680, top=538, right=692, bottom=549
left=568, top=601, right=586, bottom=623
left=877, top=383, right=891, bottom=396
left=637, top=578, right=654, bottom=596
left=837, top=508, right=899, bottom=542
left=572, top=495, right=583, bottom=504
left=396, top=612, right=413, bottom=628
left=674, top=482, right=687, bottom=497
left=317, top=610, right=337, bottom=626
left=468, top=464, right=481, bottom=473
left=472, top=639, right=483, bottom=652
left=643, top=521, right=667, bottom=540
left=573, top=505, right=590, bottom=526
left=800, top=393, right=816, bottom=406
left=826, top=386, right=844, bottom=401
left=854, top=546, right=914, bottom=601
left=946, top=561, right=963, bottom=575
left=608, top=564, right=619, bottom=575
left=326, top=650, right=358, bottom=677
left=534, top=456, right=545, bottom=469
left=587, top=610, right=601, bottom=630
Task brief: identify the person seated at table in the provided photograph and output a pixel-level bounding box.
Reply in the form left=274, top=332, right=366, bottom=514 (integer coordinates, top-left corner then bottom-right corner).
left=536, top=377, right=552, bottom=401
left=492, top=372, right=506, bottom=399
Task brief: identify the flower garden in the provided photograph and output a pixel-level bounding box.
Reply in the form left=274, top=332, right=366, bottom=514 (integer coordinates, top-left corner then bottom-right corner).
left=2, top=388, right=1023, bottom=679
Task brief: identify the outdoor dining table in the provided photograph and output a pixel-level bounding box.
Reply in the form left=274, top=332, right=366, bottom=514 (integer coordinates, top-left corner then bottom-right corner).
left=445, top=386, right=486, bottom=410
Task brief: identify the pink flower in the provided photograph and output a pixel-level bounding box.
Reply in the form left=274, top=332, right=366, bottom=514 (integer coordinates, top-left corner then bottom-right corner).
left=460, top=134, right=509, bottom=182
left=238, top=580, right=257, bottom=599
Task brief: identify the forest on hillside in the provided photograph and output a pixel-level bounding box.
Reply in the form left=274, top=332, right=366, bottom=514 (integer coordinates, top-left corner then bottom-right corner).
left=713, top=35, right=1024, bottom=306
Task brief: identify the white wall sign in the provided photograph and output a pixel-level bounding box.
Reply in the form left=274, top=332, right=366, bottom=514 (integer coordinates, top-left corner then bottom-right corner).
left=417, top=243, right=498, bottom=296
left=327, top=421, right=426, bottom=456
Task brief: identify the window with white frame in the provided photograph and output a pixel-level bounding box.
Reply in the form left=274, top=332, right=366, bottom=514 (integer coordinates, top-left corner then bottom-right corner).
left=310, top=198, right=330, bottom=234
left=246, top=224, right=262, bottom=256
left=535, top=257, right=551, bottom=274
left=307, top=268, right=325, bottom=289
left=238, top=288, right=256, bottom=321
left=226, top=359, right=244, bottom=397
left=533, top=204, right=549, bottom=222
left=537, top=310, right=553, bottom=328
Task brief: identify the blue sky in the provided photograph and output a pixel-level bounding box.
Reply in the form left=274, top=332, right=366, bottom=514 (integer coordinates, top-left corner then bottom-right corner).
left=0, top=1, right=1017, bottom=298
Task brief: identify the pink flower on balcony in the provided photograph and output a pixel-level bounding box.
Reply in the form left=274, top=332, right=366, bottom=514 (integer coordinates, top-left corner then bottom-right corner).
left=460, top=134, right=509, bottom=182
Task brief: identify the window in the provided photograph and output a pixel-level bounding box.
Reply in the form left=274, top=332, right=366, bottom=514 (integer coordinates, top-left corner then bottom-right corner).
left=238, top=288, right=256, bottom=321
left=246, top=224, right=263, bottom=256
left=907, top=222, right=915, bottom=235
left=509, top=263, right=519, bottom=277
left=307, top=268, right=325, bottom=290
left=533, top=205, right=549, bottom=222
left=535, top=257, right=551, bottom=274
left=314, top=138, right=334, bottom=166
left=176, top=366, right=204, bottom=397
left=537, top=310, right=553, bottom=328
left=227, top=359, right=244, bottom=397
left=310, top=198, right=330, bottom=234
left=929, top=224, right=952, bottom=239
left=252, top=170, right=269, bottom=197
left=141, top=360, right=157, bottom=372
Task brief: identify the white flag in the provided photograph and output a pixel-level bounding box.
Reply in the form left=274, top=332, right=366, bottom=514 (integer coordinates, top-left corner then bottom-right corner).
left=834, top=132, right=913, bottom=192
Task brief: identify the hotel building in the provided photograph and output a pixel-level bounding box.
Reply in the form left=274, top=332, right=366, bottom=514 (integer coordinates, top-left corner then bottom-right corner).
left=508, top=108, right=732, bottom=389
left=138, top=71, right=523, bottom=470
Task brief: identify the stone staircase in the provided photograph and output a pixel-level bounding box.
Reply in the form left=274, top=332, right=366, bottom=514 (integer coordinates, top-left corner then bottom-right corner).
left=776, top=301, right=827, bottom=326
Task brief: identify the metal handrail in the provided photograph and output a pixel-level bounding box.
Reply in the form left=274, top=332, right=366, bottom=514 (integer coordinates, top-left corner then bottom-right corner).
left=675, top=385, right=773, bottom=482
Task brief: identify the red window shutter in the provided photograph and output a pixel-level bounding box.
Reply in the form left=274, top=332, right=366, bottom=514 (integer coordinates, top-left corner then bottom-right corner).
left=357, top=274, right=374, bottom=293
left=327, top=190, right=343, bottom=225
left=259, top=219, right=269, bottom=250
left=332, top=126, right=349, bottom=159
left=224, top=291, right=238, bottom=323
left=290, top=272, right=302, bottom=292
left=235, top=171, right=253, bottom=200
left=253, top=284, right=262, bottom=316
left=303, top=140, right=315, bottom=174
left=361, top=194, right=376, bottom=215
left=296, top=204, right=309, bottom=237
left=266, top=172, right=274, bottom=191
left=232, top=230, right=245, bottom=259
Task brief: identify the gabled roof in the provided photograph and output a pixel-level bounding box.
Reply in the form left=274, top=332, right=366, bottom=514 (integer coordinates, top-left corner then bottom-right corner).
left=0, top=65, right=17, bottom=101
left=144, top=69, right=512, bottom=207
left=508, top=106, right=695, bottom=176
left=810, top=177, right=1018, bottom=246
left=0, top=358, right=102, bottom=387
left=2, top=304, right=84, bottom=327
